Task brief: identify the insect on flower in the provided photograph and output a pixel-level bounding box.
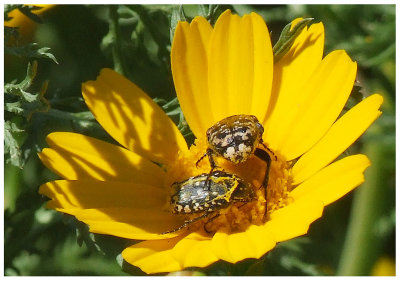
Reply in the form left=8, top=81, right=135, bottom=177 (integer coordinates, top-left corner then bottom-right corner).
left=163, top=170, right=255, bottom=234
left=197, top=114, right=274, bottom=191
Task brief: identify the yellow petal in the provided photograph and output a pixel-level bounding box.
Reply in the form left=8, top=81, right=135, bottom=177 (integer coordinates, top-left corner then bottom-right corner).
left=5, top=5, right=55, bottom=40
left=82, top=68, right=188, bottom=165
left=5, top=5, right=54, bottom=27
left=267, top=50, right=357, bottom=160
left=55, top=207, right=184, bottom=240
left=208, top=10, right=273, bottom=123
left=246, top=12, right=274, bottom=124
left=264, top=21, right=324, bottom=130
left=122, top=236, right=184, bottom=274
left=290, top=154, right=371, bottom=206
left=38, top=132, right=165, bottom=186
left=266, top=198, right=324, bottom=242
left=171, top=17, right=213, bottom=138
left=292, top=94, right=383, bottom=184
left=211, top=224, right=276, bottom=263
left=39, top=180, right=167, bottom=210
left=82, top=220, right=182, bottom=241
left=172, top=232, right=218, bottom=269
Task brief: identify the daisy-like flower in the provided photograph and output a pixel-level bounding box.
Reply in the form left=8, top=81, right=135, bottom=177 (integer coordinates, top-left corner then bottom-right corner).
left=39, top=10, right=383, bottom=274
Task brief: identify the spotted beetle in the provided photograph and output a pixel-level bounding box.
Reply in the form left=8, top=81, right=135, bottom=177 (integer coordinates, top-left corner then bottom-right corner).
left=197, top=114, right=274, bottom=189
left=162, top=170, right=255, bottom=234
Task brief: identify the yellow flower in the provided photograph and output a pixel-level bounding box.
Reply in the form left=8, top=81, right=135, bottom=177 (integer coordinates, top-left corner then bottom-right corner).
left=5, top=5, right=55, bottom=41
left=39, top=10, right=383, bottom=274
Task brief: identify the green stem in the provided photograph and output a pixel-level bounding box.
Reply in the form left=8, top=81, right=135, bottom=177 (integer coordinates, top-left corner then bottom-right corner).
left=337, top=140, right=386, bottom=275
left=109, top=5, right=125, bottom=75
left=45, top=108, right=94, bottom=120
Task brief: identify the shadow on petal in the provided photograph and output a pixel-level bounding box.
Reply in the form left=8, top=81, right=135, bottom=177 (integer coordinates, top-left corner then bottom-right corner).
left=82, top=69, right=188, bottom=165
left=39, top=132, right=166, bottom=187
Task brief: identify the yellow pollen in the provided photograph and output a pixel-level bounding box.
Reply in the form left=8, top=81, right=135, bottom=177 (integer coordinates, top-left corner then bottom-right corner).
left=166, top=138, right=294, bottom=235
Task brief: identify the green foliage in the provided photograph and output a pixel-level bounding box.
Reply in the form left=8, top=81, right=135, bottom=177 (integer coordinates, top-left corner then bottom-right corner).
left=5, top=61, right=49, bottom=118
left=4, top=121, right=24, bottom=168
left=170, top=5, right=186, bottom=43
left=4, top=61, right=49, bottom=168
left=4, top=5, right=58, bottom=169
left=273, top=18, right=313, bottom=62
left=5, top=43, right=58, bottom=63
left=4, top=4, right=395, bottom=276
left=200, top=238, right=324, bottom=276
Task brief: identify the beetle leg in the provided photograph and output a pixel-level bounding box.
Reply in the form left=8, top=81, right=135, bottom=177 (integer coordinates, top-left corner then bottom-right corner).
left=161, top=213, right=210, bottom=234
left=196, top=153, right=207, bottom=168
left=254, top=148, right=271, bottom=189
left=196, top=149, right=220, bottom=190
left=196, top=148, right=218, bottom=169
left=204, top=149, right=220, bottom=190
left=254, top=148, right=272, bottom=219
left=206, top=148, right=218, bottom=170
left=260, top=140, right=277, bottom=160
left=234, top=199, right=254, bottom=204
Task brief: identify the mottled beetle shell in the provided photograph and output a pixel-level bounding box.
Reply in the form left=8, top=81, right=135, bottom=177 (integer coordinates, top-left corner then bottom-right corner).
left=206, top=115, right=264, bottom=163
left=170, top=171, right=255, bottom=214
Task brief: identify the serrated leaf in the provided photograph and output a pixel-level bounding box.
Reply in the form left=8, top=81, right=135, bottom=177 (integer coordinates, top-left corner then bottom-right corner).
left=35, top=47, right=58, bottom=63
left=4, top=121, right=24, bottom=168
left=5, top=61, right=38, bottom=102
left=197, top=4, right=220, bottom=24
left=170, top=5, right=186, bottom=43
left=75, top=220, right=99, bottom=251
left=5, top=43, right=58, bottom=63
left=4, top=62, right=51, bottom=168
left=273, top=18, right=313, bottom=63
left=5, top=62, right=51, bottom=120
left=198, top=4, right=209, bottom=18
left=5, top=101, right=24, bottom=115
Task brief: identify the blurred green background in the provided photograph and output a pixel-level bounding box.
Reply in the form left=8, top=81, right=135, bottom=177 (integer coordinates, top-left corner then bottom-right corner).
left=4, top=4, right=395, bottom=276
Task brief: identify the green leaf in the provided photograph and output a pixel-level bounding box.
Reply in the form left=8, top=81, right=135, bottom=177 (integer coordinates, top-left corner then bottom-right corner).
left=5, top=101, right=24, bottom=115
left=5, top=61, right=51, bottom=119
left=170, top=5, right=186, bottom=43
left=4, top=61, right=51, bottom=168
left=5, top=61, right=38, bottom=102
left=4, top=121, right=24, bottom=168
left=260, top=238, right=324, bottom=276
left=273, top=18, right=313, bottom=63
left=197, top=4, right=221, bottom=24
left=154, top=96, right=192, bottom=139
left=198, top=4, right=209, bottom=18
left=75, top=220, right=102, bottom=252
left=5, top=43, right=58, bottom=63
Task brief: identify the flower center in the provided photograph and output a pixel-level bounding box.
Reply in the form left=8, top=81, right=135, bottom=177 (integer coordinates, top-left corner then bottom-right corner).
left=166, top=138, right=293, bottom=234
